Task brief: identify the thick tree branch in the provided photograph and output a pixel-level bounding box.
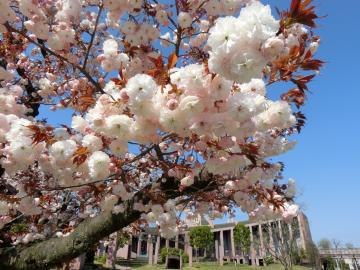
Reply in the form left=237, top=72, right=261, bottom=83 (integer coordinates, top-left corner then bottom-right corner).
left=0, top=174, right=218, bottom=270
left=0, top=203, right=141, bottom=270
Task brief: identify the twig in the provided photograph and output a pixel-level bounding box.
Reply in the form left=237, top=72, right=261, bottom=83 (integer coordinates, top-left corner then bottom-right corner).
left=5, top=23, right=105, bottom=95
left=83, top=5, right=103, bottom=69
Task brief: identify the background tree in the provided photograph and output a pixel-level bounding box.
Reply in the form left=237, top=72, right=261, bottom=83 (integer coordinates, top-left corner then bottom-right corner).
left=233, top=223, right=251, bottom=258
left=318, top=239, right=333, bottom=250
left=305, top=241, right=321, bottom=269
left=160, top=247, right=188, bottom=264
left=262, top=217, right=302, bottom=270
left=345, top=243, right=354, bottom=249
left=0, top=0, right=322, bottom=269
left=189, top=226, right=214, bottom=261
left=332, top=239, right=342, bottom=250
left=117, top=232, right=131, bottom=249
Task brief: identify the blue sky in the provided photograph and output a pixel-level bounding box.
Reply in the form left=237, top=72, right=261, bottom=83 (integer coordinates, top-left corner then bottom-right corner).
left=258, top=0, right=360, bottom=246
left=39, top=0, right=360, bottom=247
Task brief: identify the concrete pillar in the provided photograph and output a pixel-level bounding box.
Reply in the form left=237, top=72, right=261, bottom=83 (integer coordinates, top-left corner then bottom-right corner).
left=231, top=229, right=236, bottom=257
left=106, top=232, right=118, bottom=268
left=219, top=230, right=224, bottom=266
left=278, top=221, right=284, bottom=245
left=184, top=233, right=189, bottom=254
left=259, top=224, right=264, bottom=257
left=249, top=226, right=255, bottom=266
left=126, top=235, right=132, bottom=259
left=146, top=234, right=150, bottom=255
left=175, top=234, right=179, bottom=249
left=188, top=246, right=193, bottom=267
left=154, top=236, right=160, bottom=265
left=353, top=258, right=359, bottom=270
left=137, top=235, right=141, bottom=256
left=268, top=222, right=274, bottom=251
left=165, top=239, right=169, bottom=248
left=288, top=223, right=293, bottom=245
left=215, top=239, right=219, bottom=260
left=335, top=258, right=340, bottom=270
left=297, top=215, right=306, bottom=250
left=148, top=235, right=153, bottom=265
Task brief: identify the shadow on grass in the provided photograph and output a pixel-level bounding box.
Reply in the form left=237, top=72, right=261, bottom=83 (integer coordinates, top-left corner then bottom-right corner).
left=130, top=262, right=313, bottom=270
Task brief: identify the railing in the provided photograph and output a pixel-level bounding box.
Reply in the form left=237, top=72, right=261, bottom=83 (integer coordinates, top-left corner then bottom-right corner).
left=319, top=248, right=360, bottom=257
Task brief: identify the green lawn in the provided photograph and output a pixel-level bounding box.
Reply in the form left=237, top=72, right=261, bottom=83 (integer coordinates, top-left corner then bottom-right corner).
left=132, top=262, right=312, bottom=270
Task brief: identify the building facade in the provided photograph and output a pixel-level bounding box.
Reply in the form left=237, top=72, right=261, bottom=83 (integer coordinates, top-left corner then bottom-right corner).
left=114, top=212, right=314, bottom=266
left=319, top=248, right=360, bottom=270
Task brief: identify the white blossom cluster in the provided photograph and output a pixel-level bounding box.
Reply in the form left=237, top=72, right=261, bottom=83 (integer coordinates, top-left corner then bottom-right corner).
left=99, top=39, right=130, bottom=72
left=145, top=200, right=180, bottom=238
left=104, top=0, right=143, bottom=25
left=207, top=1, right=314, bottom=83
left=120, top=22, right=160, bottom=46
left=0, top=86, right=30, bottom=117
left=0, top=0, right=17, bottom=33
left=249, top=203, right=300, bottom=223
left=0, top=0, right=320, bottom=242
left=203, top=0, right=250, bottom=16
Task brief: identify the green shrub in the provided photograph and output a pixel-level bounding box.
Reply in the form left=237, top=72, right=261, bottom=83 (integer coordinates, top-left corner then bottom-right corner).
left=10, top=223, right=28, bottom=234
left=233, top=224, right=251, bottom=253
left=264, top=255, right=274, bottom=265
left=340, top=259, right=350, bottom=270
left=189, top=226, right=213, bottom=249
left=160, top=247, right=189, bottom=263
left=321, top=256, right=336, bottom=270
left=292, top=248, right=307, bottom=265
left=117, top=232, right=130, bottom=248
left=291, top=249, right=301, bottom=265
left=94, top=255, right=107, bottom=265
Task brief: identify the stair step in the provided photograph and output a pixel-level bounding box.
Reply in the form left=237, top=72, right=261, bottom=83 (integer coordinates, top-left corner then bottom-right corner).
left=116, top=257, right=150, bottom=267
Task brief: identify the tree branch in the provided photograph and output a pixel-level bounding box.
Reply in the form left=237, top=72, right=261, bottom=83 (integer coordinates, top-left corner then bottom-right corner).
left=0, top=202, right=141, bottom=270
left=83, top=5, right=103, bottom=69
left=4, top=23, right=105, bottom=95
left=0, top=173, right=219, bottom=269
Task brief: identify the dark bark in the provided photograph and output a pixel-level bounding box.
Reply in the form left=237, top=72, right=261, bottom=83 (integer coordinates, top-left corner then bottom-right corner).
left=0, top=205, right=140, bottom=270
left=16, top=66, right=41, bottom=118
left=0, top=166, right=4, bottom=178
left=0, top=173, right=218, bottom=269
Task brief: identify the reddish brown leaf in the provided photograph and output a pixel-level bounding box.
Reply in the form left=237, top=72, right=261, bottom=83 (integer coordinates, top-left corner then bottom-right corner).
left=294, top=111, right=307, bottom=133
left=27, top=124, right=55, bottom=145
left=73, top=146, right=90, bottom=166
left=281, top=0, right=319, bottom=30
left=291, top=74, right=315, bottom=92
left=290, top=0, right=301, bottom=16
left=167, top=52, right=178, bottom=70
left=301, top=58, right=324, bottom=71
left=148, top=55, right=163, bottom=69
left=111, top=77, right=127, bottom=88
left=281, top=88, right=306, bottom=108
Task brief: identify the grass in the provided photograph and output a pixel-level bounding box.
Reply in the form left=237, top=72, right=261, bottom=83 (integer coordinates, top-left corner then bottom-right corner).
left=132, top=262, right=312, bottom=270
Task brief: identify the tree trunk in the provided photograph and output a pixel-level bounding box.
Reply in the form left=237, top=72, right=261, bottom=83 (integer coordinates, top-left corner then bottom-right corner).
left=0, top=206, right=140, bottom=270
left=0, top=177, right=218, bottom=269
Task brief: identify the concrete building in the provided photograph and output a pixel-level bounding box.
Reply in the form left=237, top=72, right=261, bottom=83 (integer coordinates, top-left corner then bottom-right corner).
left=115, top=212, right=314, bottom=266
left=319, top=248, right=360, bottom=270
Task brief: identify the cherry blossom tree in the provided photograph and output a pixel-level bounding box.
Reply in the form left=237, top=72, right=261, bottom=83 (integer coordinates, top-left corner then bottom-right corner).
left=0, top=0, right=322, bottom=269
